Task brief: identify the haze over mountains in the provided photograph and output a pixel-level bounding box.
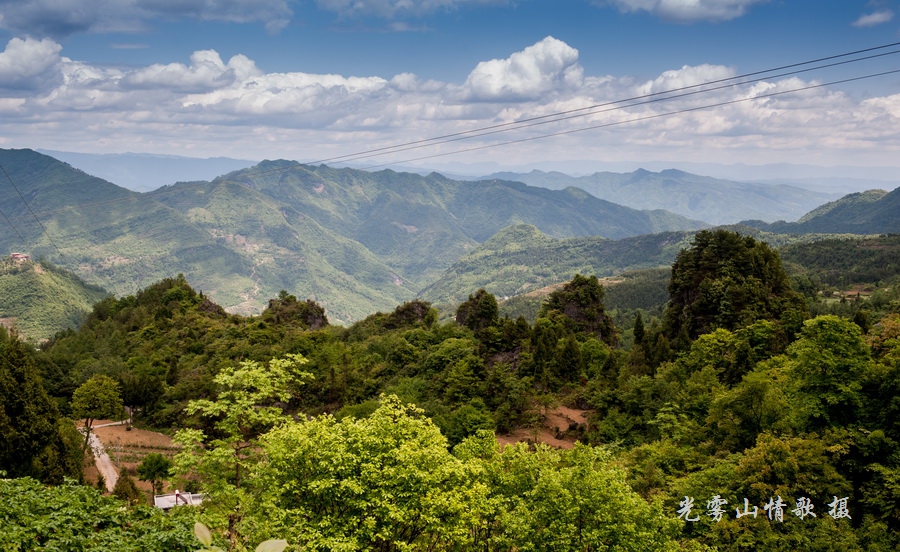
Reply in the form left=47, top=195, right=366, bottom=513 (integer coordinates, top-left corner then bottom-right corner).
left=1, top=147, right=898, bottom=332
left=0, top=149, right=701, bottom=324
left=482, top=169, right=837, bottom=225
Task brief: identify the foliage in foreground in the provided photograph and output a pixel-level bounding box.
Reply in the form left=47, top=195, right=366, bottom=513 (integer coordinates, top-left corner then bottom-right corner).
left=12, top=229, right=900, bottom=550
left=175, top=390, right=682, bottom=551
left=0, top=476, right=196, bottom=551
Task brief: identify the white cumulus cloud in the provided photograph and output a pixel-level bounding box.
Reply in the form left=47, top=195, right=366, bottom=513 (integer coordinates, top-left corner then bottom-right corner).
left=0, top=37, right=63, bottom=93
left=639, top=63, right=735, bottom=95
left=462, top=36, right=583, bottom=101
left=853, top=9, right=894, bottom=27
left=600, top=0, right=768, bottom=22
left=1, top=36, right=898, bottom=169
left=124, top=51, right=262, bottom=92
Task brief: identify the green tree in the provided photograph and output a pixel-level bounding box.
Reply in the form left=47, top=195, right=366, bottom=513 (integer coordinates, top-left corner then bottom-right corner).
left=256, top=395, right=486, bottom=550
left=664, top=229, right=805, bottom=342
left=454, top=431, right=682, bottom=551
left=71, top=374, right=124, bottom=451
left=0, top=327, right=81, bottom=483
left=539, top=274, right=618, bottom=345
left=112, top=473, right=143, bottom=505
left=260, top=292, right=328, bottom=329
left=172, top=354, right=311, bottom=548
left=634, top=311, right=646, bottom=345
left=138, top=452, right=173, bottom=498
left=786, top=315, right=874, bottom=430
left=455, top=288, right=500, bottom=332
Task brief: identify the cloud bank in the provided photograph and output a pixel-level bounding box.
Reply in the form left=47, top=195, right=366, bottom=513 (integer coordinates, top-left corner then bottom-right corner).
left=0, top=0, right=293, bottom=37
left=317, top=0, right=506, bottom=19
left=600, top=0, right=769, bottom=23
left=1, top=35, right=898, bottom=168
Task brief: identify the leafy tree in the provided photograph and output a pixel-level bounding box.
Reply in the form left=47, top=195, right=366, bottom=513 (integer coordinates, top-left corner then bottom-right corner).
left=538, top=274, right=618, bottom=345
left=138, top=452, right=173, bottom=497
left=432, top=398, right=496, bottom=446
left=454, top=431, right=682, bottom=551
left=786, top=315, right=874, bottom=430
left=0, top=327, right=81, bottom=483
left=119, top=369, right=166, bottom=419
left=112, top=473, right=143, bottom=505
left=172, top=354, right=312, bottom=548
left=71, top=373, right=124, bottom=451
left=707, top=363, right=789, bottom=452
left=664, top=229, right=805, bottom=343
left=260, top=291, right=328, bottom=329
left=256, top=395, right=486, bottom=550
left=455, top=288, right=500, bottom=332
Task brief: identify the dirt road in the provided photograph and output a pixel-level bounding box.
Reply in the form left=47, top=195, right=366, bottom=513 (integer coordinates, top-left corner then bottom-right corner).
left=80, top=421, right=127, bottom=492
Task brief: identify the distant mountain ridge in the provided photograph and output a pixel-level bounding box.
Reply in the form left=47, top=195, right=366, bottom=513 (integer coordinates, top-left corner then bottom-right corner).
left=0, top=149, right=705, bottom=324
left=37, top=150, right=256, bottom=192
left=482, top=168, right=838, bottom=225
left=742, top=188, right=900, bottom=234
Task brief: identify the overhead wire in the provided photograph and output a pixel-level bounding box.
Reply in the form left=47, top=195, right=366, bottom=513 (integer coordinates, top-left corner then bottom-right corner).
left=343, top=49, right=900, bottom=167
left=0, top=164, right=65, bottom=259
left=308, top=40, right=900, bottom=166
left=2, top=42, right=900, bottom=251
left=357, top=68, right=900, bottom=170
left=159, top=40, right=900, bottom=182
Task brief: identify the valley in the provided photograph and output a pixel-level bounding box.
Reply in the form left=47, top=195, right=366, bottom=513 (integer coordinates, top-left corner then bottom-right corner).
left=3, top=149, right=900, bottom=551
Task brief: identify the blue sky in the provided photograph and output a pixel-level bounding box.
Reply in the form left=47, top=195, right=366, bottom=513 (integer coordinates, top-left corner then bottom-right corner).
left=2, top=0, right=900, bottom=173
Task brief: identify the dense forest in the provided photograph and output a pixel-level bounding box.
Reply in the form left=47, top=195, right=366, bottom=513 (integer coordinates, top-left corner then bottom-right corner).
left=3, top=229, right=900, bottom=550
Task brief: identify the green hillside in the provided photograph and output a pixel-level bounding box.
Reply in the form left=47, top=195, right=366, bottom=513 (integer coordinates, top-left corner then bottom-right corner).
left=744, top=187, right=900, bottom=234
left=0, top=148, right=251, bottom=303
left=188, top=161, right=708, bottom=288
left=148, top=177, right=416, bottom=322
left=419, top=224, right=696, bottom=306
left=14, top=227, right=900, bottom=550
left=1, top=149, right=708, bottom=327
left=0, top=256, right=108, bottom=341
left=779, top=234, right=900, bottom=286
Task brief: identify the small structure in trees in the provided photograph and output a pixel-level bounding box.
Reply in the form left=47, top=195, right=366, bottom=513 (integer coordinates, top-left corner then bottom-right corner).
left=153, top=490, right=205, bottom=510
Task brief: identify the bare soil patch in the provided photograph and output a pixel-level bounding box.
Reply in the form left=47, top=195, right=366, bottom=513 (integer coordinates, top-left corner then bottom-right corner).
left=496, top=406, right=591, bottom=450
left=91, top=422, right=180, bottom=498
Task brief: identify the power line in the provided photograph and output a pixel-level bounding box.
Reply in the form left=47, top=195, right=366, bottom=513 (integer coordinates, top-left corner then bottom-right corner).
left=0, top=204, right=29, bottom=252
left=306, top=40, right=900, bottom=165
left=336, top=49, right=900, bottom=166
left=4, top=43, right=900, bottom=245
left=165, top=40, right=900, bottom=183
left=357, top=68, right=900, bottom=170
left=0, top=164, right=65, bottom=259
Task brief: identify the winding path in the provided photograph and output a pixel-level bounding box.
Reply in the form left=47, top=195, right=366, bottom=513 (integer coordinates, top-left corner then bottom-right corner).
left=80, top=420, right=127, bottom=492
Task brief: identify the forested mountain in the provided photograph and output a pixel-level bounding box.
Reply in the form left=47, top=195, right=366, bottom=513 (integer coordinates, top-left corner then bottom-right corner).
left=0, top=149, right=255, bottom=310
left=0, top=257, right=109, bottom=342
left=779, top=234, right=900, bottom=286
left=744, top=187, right=900, bottom=234
left=420, top=224, right=696, bottom=307
left=0, top=149, right=706, bottom=324
left=483, top=168, right=837, bottom=225
left=163, top=161, right=707, bottom=285
left=418, top=223, right=837, bottom=309
left=8, top=227, right=900, bottom=550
